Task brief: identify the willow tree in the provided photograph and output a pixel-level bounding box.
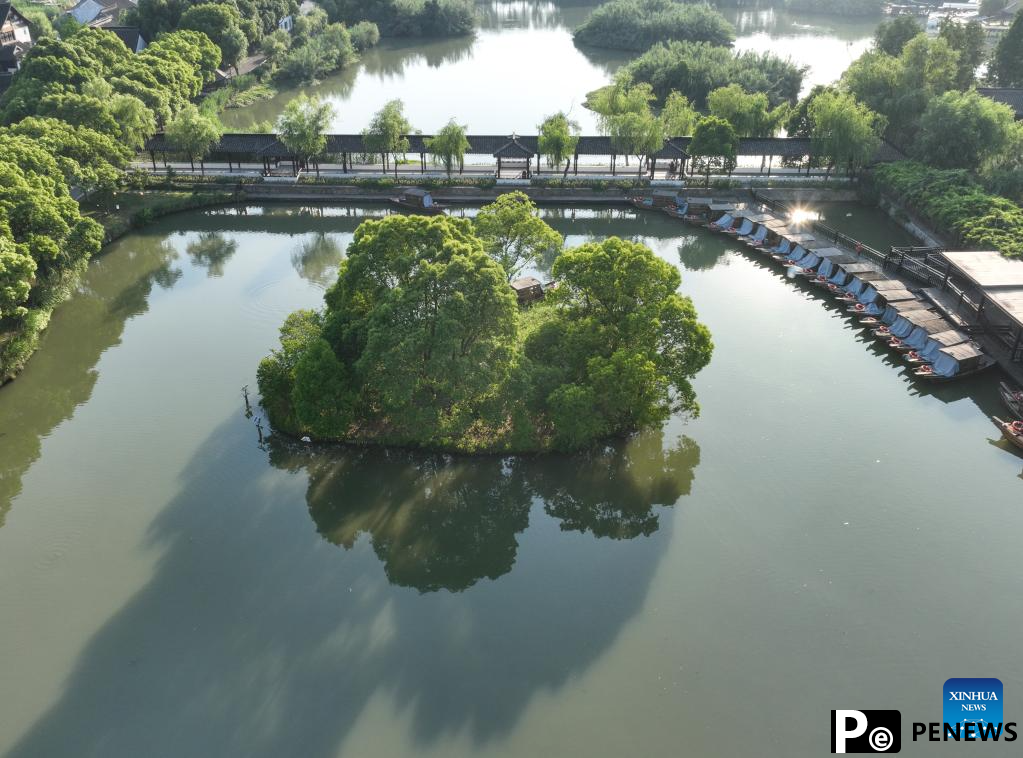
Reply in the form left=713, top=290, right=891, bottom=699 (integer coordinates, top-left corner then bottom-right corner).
left=809, top=90, right=885, bottom=179
left=277, top=94, right=335, bottom=176
left=165, top=103, right=223, bottom=173
left=363, top=99, right=412, bottom=176
left=425, top=119, right=470, bottom=177
left=537, top=111, right=580, bottom=176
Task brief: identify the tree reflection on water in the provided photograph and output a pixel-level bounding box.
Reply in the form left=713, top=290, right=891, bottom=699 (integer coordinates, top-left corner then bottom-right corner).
left=268, top=430, right=700, bottom=593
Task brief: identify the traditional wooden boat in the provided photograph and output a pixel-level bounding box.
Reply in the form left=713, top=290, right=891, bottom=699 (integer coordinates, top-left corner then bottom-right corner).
left=993, top=416, right=1023, bottom=451
left=873, top=308, right=945, bottom=342
left=913, top=342, right=996, bottom=381
left=857, top=294, right=924, bottom=325
left=799, top=248, right=853, bottom=278
left=886, top=317, right=953, bottom=353
left=736, top=213, right=774, bottom=241
left=629, top=195, right=655, bottom=210
left=391, top=188, right=446, bottom=214
left=703, top=202, right=738, bottom=228
left=849, top=288, right=916, bottom=317
left=682, top=197, right=713, bottom=224
left=773, top=233, right=816, bottom=262
left=904, top=329, right=970, bottom=365
left=662, top=201, right=689, bottom=218
left=820, top=262, right=878, bottom=293
left=754, top=219, right=791, bottom=251
left=999, top=382, right=1023, bottom=420
left=834, top=270, right=889, bottom=301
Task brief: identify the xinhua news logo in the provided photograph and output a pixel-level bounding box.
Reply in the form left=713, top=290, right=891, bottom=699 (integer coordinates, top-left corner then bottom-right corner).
left=831, top=710, right=901, bottom=753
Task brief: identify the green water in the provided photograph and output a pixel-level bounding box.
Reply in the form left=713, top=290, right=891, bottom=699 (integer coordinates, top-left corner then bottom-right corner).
left=1, top=203, right=1021, bottom=758
left=221, top=0, right=880, bottom=133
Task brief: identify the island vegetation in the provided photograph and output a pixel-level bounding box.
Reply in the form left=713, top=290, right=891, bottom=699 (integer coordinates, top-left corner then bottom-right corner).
left=619, top=40, right=806, bottom=107
left=319, top=0, right=476, bottom=37
left=257, top=194, right=713, bottom=453
left=574, top=0, right=735, bottom=52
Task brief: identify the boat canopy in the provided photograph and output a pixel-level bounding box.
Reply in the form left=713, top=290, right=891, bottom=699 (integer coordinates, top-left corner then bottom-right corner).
left=708, top=203, right=736, bottom=212
left=930, top=342, right=985, bottom=377
left=903, top=319, right=954, bottom=350
left=712, top=213, right=733, bottom=228
left=747, top=225, right=769, bottom=244
left=876, top=289, right=917, bottom=304
left=815, top=251, right=859, bottom=278
left=734, top=218, right=755, bottom=235
left=878, top=300, right=930, bottom=325
left=888, top=309, right=945, bottom=338
left=919, top=329, right=970, bottom=362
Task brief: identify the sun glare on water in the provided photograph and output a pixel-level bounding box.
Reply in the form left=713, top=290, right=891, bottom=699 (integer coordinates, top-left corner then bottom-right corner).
left=789, top=207, right=819, bottom=224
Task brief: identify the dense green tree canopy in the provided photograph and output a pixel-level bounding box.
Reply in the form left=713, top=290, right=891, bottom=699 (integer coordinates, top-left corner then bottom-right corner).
left=809, top=90, right=885, bottom=176
left=179, top=4, right=248, bottom=69
left=259, top=208, right=712, bottom=453
left=321, top=0, right=475, bottom=36
left=706, top=84, right=786, bottom=137
left=913, top=90, right=1019, bottom=170
left=873, top=16, right=921, bottom=56
left=574, top=0, right=734, bottom=51
left=622, top=40, right=806, bottom=107
left=165, top=103, right=223, bottom=170
left=688, top=115, right=738, bottom=183
left=473, top=192, right=563, bottom=281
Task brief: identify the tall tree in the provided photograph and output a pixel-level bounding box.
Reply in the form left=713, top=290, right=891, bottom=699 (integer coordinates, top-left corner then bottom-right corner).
left=473, top=191, right=563, bottom=280
left=706, top=83, right=784, bottom=137
left=938, top=18, right=986, bottom=89
left=165, top=103, right=223, bottom=173
left=688, top=116, right=737, bottom=186
left=992, top=9, right=1023, bottom=86
left=276, top=94, right=335, bottom=176
left=612, top=109, right=664, bottom=177
left=914, top=90, right=1018, bottom=169
left=537, top=112, right=580, bottom=176
left=659, top=91, right=698, bottom=137
left=809, top=90, right=885, bottom=178
left=874, top=16, right=921, bottom=56
left=362, top=99, right=412, bottom=176
left=425, top=119, right=470, bottom=177
left=179, top=4, right=248, bottom=71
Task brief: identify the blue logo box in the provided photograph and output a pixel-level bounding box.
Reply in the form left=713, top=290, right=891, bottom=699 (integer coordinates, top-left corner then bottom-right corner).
left=944, top=678, right=1003, bottom=733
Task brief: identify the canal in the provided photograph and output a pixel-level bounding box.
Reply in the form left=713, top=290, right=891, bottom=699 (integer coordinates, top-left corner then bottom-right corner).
left=221, top=0, right=880, bottom=133
left=0, top=203, right=1020, bottom=757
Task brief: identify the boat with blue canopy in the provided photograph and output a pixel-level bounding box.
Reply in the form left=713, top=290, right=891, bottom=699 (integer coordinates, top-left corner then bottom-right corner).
left=914, top=342, right=995, bottom=381
left=904, top=329, right=970, bottom=365
left=887, top=316, right=954, bottom=352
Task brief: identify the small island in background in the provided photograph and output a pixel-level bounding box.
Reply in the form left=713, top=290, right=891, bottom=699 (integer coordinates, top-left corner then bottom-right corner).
left=257, top=193, right=714, bottom=453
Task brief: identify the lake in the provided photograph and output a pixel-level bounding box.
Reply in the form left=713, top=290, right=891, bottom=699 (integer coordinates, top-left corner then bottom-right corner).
left=1, top=202, right=1021, bottom=758
left=221, top=0, right=881, bottom=134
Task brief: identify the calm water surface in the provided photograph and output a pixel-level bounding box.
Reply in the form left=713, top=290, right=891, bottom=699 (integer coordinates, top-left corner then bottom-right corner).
left=0, top=203, right=1021, bottom=757
left=222, top=1, right=879, bottom=133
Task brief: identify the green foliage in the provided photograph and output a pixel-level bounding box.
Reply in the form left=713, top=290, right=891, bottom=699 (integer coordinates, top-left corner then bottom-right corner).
left=276, top=94, right=335, bottom=167
left=707, top=83, right=786, bottom=137
left=622, top=40, right=806, bottom=108
left=809, top=90, right=885, bottom=175
left=938, top=18, right=985, bottom=89
left=913, top=90, right=1018, bottom=170
left=348, top=21, right=381, bottom=52
left=689, top=115, right=738, bottom=183
left=841, top=34, right=960, bottom=140
left=874, top=15, right=921, bottom=56
left=573, top=0, right=734, bottom=51
left=785, top=84, right=836, bottom=138
left=363, top=99, right=413, bottom=174
left=659, top=90, right=698, bottom=137
left=874, top=161, right=1023, bottom=258
left=537, top=112, right=581, bottom=175
left=165, top=103, right=223, bottom=168
left=127, top=0, right=298, bottom=49
left=276, top=22, right=357, bottom=83
left=179, top=4, right=247, bottom=69
left=992, top=9, right=1023, bottom=86
left=425, top=119, right=470, bottom=177
left=584, top=73, right=656, bottom=135
left=259, top=215, right=712, bottom=452
left=473, top=192, right=563, bottom=280
left=322, top=0, right=476, bottom=36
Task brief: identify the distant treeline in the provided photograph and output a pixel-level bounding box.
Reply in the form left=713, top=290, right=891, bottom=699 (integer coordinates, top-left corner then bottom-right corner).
left=574, top=0, right=735, bottom=52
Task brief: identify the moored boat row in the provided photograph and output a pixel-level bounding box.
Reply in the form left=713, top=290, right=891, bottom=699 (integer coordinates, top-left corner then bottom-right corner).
left=631, top=193, right=1000, bottom=384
